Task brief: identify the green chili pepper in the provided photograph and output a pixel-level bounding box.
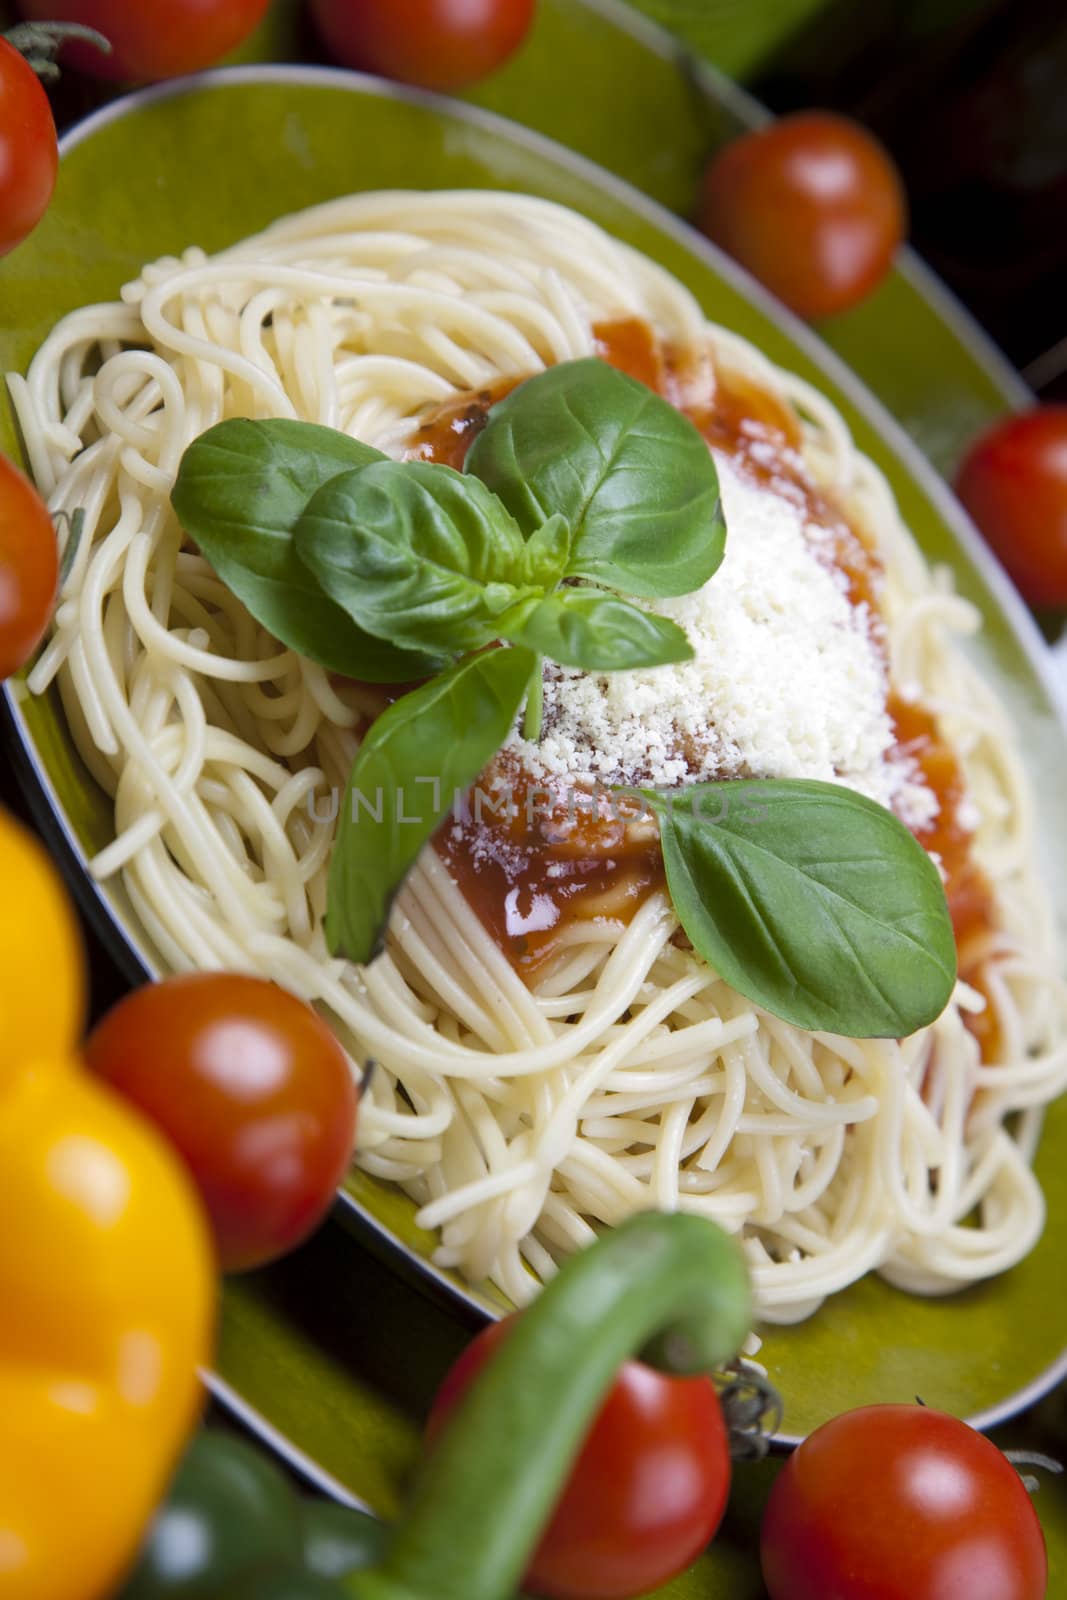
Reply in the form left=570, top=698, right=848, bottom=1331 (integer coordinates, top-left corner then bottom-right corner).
left=119, top=1433, right=386, bottom=1598
left=119, top=1433, right=303, bottom=1597
left=300, top=1501, right=391, bottom=1579
left=347, top=1210, right=750, bottom=1600
left=228, top=1571, right=353, bottom=1599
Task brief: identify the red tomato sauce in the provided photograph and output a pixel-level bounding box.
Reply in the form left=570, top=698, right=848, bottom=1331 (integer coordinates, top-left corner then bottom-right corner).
left=405, top=377, right=520, bottom=468
left=438, top=754, right=665, bottom=971
left=888, top=695, right=999, bottom=1057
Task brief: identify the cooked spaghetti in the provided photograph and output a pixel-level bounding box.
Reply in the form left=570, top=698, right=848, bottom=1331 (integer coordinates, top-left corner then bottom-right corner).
left=11, top=190, right=1067, bottom=1320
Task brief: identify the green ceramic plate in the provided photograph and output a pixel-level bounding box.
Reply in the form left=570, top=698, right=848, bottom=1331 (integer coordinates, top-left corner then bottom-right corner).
left=3, top=59, right=1067, bottom=1470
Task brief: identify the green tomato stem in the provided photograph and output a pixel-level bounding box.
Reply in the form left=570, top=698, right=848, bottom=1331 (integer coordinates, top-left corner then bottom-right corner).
left=522, top=655, right=544, bottom=742
left=345, top=1211, right=751, bottom=1600
left=55, top=507, right=85, bottom=589
left=3, top=22, right=112, bottom=80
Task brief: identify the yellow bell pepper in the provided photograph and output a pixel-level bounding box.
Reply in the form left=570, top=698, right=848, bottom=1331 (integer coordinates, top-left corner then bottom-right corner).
left=0, top=811, right=215, bottom=1600
left=0, top=807, right=85, bottom=1076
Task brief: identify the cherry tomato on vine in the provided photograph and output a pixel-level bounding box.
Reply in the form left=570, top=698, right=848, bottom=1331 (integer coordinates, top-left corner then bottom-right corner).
left=955, top=406, right=1067, bottom=608
left=427, top=1317, right=731, bottom=1600
left=0, top=454, right=59, bottom=680
left=309, top=0, right=536, bottom=93
left=84, top=973, right=359, bottom=1271
left=698, top=111, right=907, bottom=322
left=0, top=38, right=58, bottom=258
left=760, top=1404, right=1047, bottom=1600
left=16, top=0, right=271, bottom=80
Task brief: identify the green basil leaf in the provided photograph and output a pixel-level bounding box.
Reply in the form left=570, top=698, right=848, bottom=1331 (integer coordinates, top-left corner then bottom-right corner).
left=295, top=460, right=540, bottom=657
left=637, top=779, right=957, bottom=1038
left=521, top=512, right=572, bottom=587
left=172, top=418, right=441, bottom=682
left=465, top=358, right=726, bottom=600
left=500, top=589, right=694, bottom=670
left=326, top=645, right=535, bottom=964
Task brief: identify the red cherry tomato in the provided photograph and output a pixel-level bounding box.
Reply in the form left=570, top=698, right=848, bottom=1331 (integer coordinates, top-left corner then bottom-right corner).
left=698, top=111, right=907, bottom=321
left=309, top=0, right=536, bottom=93
left=16, top=0, right=271, bottom=81
left=760, top=1404, right=1047, bottom=1600
left=84, top=973, right=358, bottom=1271
left=0, top=454, right=59, bottom=680
left=955, top=406, right=1067, bottom=608
left=427, top=1318, right=730, bottom=1600
left=0, top=39, right=58, bottom=257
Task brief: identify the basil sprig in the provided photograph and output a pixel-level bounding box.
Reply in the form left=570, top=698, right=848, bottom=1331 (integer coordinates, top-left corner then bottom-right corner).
left=171, top=361, right=728, bottom=964
left=173, top=362, right=721, bottom=683
left=634, top=779, right=957, bottom=1038
left=171, top=361, right=958, bottom=1040
left=328, top=647, right=535, bottom=964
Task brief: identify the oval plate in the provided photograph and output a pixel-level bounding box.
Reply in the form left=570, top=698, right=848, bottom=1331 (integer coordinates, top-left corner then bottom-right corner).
left=3, top=63, right=1067, bottom=1450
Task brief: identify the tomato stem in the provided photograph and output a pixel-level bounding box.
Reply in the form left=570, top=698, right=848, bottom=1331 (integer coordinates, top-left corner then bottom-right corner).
left=3, top=22, right=111, bottom=81
left=1003, top=1449, right=1064, bottom=1495
left=717, top=1361, right=783, bottom=1461
left=54, top=508, right=85, bottom=589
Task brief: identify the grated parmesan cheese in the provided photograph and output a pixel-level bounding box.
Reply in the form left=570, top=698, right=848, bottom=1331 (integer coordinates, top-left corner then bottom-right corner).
left=510, top=453, right=938, bottom=829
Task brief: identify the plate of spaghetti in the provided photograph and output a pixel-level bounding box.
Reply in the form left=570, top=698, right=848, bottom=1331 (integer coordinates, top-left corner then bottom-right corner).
left=4, top=64, right=1067, bottom=1442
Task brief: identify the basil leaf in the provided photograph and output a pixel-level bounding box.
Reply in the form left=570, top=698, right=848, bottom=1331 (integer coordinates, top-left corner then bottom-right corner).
left=172, top=418, right=441, bottom=682
left=295, top=460, right=541, bottom=657
left=637, top=779, right=957, bottom=1038
left=501, top=589, right=694, bottom=670
left=465, top=358, right=726, bottom=600
left=327, top=645, right=535, bottom=964
left=521, top=513, right=572, bottom=587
